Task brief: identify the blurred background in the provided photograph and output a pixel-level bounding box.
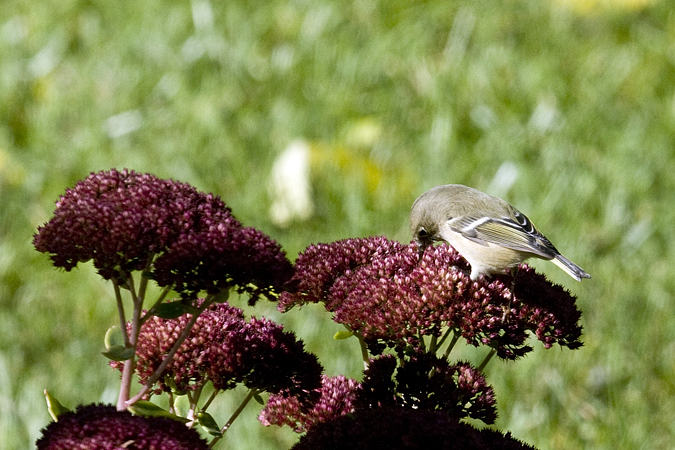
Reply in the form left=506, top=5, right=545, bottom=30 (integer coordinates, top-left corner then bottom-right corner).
left=1, top=0, right=674, bottom=448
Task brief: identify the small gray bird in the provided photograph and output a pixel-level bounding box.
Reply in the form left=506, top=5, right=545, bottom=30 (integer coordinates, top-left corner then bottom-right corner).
left=410, top=184, right=591, bottom=281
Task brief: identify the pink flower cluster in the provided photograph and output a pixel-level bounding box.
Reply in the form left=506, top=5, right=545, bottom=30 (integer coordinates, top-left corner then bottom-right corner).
left=280, top=236, right=582, bottom=359
left=110, top=302, right=322, bottom=401
left=260, top=375, right=359, bottom=432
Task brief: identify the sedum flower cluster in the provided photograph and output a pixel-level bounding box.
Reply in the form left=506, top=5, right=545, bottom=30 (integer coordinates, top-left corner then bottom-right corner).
left=260, top=375, right=359, bottom=432
left=34, top=169, right=317, bottom=447
left=34, top=168, right=294, bottom=302
left=261, top=236, right=583, bottom=444
left=259, top=352, right=497, bottom=433
left=280, top=236, right=582, bottom=359
left=291, top=407, right=537, bottom=450
left=110, top=301, right=322, bottom=402
left=36, top=404, right=210, bottom=450
left=356, top=352, right=497, bottom=424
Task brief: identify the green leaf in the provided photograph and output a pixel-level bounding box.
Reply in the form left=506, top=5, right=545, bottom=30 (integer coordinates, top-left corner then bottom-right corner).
left=103, top=327, right=132, bottom=361
left=104, top=325, right=126, bottom=350
left=173, top=394, right=190, bottom=418
left=213, top=288, right=230, bottom=303
left=197, top=412, right=223, bottom=437
left=101, top=345, right=135, bottom=361
left=333, top=331, right=354, bottom=340
left=127, top=400, right=189, bottom=423
left=253, top=392, right=264, bottom=405
left=153, top=301, right=194, bottom=319
left=44, top=390, right=70, bottom=421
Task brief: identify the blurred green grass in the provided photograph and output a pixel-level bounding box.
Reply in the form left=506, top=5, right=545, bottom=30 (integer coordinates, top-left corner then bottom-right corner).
left=2, top=0, right=674, bottom=448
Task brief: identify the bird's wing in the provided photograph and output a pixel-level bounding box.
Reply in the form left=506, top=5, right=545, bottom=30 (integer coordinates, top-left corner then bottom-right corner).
left=448, top=212, right=558, bottom=259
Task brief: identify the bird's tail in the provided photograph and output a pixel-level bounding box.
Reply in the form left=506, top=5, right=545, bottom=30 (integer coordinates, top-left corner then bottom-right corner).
left=551, top=254, right=591, bottom=281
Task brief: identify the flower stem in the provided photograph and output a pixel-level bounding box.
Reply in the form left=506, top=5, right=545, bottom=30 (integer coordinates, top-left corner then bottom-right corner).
left=209, top=388, right=258, bottom=448
left=167, top=389, right=175, bottom=414
left=418, top=333, right=427, bottom=351
left=187, top=384, right=204, bottom=423
left=478, top=348, right=496, bottom=372
left=435, top=327, right=453, bottom=350
left=113, top=280, right=129, bottom=347
left=442, top=329, right=460, bottom=359
left=140, top=285, right=172, bottom=325
left=356, top=332, right=370, bottom=369
left=125, top=295, right=217, bottom=407
left=116, top=275, right=144, bottom=411
left=136, top=261, right=151, bottom=306
left=200, top=388, right=220, bottom=412
left=428, top=334, right=438, bottom=353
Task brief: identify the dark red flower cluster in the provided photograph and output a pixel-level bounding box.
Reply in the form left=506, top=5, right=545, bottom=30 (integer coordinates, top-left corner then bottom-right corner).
left=36, top=404, right=209, bottom=450
left=292, top=407, right=538, bottom=450
left=356, top=353, right=497, bottom=424
left=34, top=169, right=293, bottom=302
left=33, top=169, right=200, bottom=280
left=110, top=302, right=322, bottom=402
left=277, top=236, right=420, bottom=309
left=279, top=237, right=582, bottom=359
left=259, top=375, right=358, bottom=432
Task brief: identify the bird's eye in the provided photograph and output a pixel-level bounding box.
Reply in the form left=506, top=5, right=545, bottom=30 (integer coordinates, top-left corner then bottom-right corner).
left=417, top=228, right=428, bottom=238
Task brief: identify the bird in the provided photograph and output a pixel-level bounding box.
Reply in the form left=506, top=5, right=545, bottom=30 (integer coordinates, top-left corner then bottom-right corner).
left=410, top=184, right=591, bottom=281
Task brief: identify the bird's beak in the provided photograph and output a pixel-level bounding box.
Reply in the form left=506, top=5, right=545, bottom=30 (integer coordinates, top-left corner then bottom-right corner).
left=416, top=240, right=429, bottom=263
